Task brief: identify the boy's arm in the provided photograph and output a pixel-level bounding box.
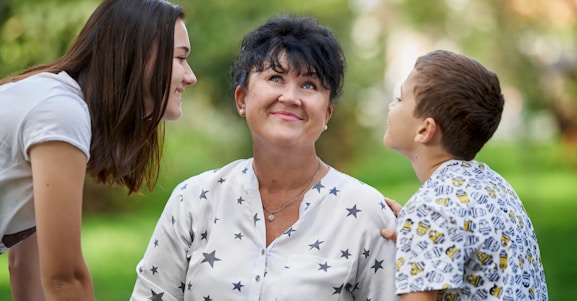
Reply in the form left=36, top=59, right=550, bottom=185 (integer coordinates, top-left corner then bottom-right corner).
left=400, top=291, right=438, bottom=301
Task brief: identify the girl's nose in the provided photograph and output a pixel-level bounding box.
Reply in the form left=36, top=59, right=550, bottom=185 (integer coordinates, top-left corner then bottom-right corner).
left=184, top=64, right=197, bottom=86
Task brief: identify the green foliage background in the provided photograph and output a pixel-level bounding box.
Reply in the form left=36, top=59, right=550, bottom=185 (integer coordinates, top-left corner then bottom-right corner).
left=2, top=0, right=577, bottom=300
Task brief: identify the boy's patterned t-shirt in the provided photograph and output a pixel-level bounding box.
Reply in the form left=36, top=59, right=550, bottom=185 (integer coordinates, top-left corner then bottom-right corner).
left=395, top=160, right=548, bottom=301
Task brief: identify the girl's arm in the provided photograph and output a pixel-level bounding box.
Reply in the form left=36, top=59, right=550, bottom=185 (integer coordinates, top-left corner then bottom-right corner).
left=29, top=141, right=94, bottom=301
left=8, top=233, right=46, bottom=301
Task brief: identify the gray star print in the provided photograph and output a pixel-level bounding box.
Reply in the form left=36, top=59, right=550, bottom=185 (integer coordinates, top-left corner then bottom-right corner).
left=232, top=281, right=244, bottom=291
left=346, top=205, right=362, bottom=218
left=319, top=261, right=331, bottom=272
left=201, top=250, right=221, bottom=268
left=308, top=239, right=324, bottom=250
left=148, top=289, right=164, bottom=301
left=371, top=259, right=384, bottom=273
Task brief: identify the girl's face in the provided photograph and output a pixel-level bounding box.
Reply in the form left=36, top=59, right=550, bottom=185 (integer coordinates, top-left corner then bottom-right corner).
left=235, top=55, right=333, bottom=150
left=162, top=18, right=197, bottom=120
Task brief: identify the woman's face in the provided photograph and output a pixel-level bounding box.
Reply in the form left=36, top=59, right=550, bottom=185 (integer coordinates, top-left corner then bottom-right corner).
left=162, top=18, right=197, bottom=120
left=235, top=55, right=333, bottom=149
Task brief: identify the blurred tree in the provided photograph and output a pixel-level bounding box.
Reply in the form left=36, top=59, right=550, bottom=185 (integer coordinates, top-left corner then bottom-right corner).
left=364, top=0, right=577, bottom=162
left=2, top=0, right=576, bottom=212
left=0, top=0, right=380, bottom=170
left=0, top=0, right=97, bottom=76
left=1, top=0, right=378, bottom=211
left=179, top=0, right=382, bottom=170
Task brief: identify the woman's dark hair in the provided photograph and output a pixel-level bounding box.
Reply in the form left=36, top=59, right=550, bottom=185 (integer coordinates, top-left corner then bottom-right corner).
left=231, top=15, right=345, bottom=104
left=1, top=0, right=185, bottom=193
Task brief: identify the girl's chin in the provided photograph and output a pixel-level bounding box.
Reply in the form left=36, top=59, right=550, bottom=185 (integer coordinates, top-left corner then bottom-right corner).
left=161, top=110, right=182, bottom=121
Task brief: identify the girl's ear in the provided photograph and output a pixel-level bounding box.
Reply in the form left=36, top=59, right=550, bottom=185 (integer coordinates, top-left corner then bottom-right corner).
left=415, top=117, right=438, bottom=144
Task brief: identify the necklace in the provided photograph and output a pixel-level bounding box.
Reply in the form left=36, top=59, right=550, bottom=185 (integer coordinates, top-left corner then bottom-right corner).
left=260, top=160, right=321, bottom=222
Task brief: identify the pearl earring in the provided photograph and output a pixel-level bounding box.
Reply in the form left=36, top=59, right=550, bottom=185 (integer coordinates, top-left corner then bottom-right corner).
left=324, top=125, right=328, bottom=131
left=239, top=108, right=245, bottom=115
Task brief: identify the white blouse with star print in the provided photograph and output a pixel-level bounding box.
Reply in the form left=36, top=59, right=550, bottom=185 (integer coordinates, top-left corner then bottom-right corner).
left=130, top=158, right=399, bottom=301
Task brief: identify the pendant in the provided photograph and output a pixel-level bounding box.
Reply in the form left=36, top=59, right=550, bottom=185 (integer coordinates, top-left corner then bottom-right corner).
left=267, top=214, right=275, bottom=222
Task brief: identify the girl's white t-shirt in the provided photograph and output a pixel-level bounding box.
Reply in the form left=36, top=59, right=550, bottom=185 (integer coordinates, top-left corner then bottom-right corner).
left=0, top=71, right=91, bottom=253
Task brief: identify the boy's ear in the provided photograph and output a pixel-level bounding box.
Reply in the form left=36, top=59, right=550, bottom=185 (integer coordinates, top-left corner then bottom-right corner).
left=415, top=117, right=438, bottom=144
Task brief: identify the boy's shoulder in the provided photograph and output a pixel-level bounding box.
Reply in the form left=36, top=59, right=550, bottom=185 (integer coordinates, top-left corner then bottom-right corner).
left=410, top=159, right=512, bottom=209
left=425, top=160, right=505, bottom=186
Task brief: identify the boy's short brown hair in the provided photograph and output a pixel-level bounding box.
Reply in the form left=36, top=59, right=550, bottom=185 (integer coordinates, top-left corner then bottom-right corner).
left=412, top=50, right=505, bottom=160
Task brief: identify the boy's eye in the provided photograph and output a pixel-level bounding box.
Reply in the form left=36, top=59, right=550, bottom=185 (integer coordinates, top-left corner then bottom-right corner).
left=270, top=75, right=281, bottom=82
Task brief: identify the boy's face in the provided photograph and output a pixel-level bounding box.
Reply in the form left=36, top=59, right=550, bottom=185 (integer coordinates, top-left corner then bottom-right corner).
left=383, top=69, right=424, bottom=156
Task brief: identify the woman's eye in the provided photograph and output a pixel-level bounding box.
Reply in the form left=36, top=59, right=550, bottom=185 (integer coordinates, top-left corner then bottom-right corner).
left=303, top=82, right=316, bottom=90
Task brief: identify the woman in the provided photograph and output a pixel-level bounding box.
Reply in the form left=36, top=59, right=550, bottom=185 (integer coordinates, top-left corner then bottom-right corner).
left=131, top=15, right=398, bottom=301
left=0, top=0, right=196, bottom=300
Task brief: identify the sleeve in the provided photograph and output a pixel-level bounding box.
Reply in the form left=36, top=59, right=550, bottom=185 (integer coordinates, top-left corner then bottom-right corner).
left=130, top=181, right=194, bottom=301
left=21, top=95, right=91, bottom=161
left=394, top=195, right=466, bottom=294
left=354, top=191, right=400, bottom=301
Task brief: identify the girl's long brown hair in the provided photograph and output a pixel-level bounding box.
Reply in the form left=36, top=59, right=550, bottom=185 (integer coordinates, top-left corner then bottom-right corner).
left=1, top=0, right=185, bottom=193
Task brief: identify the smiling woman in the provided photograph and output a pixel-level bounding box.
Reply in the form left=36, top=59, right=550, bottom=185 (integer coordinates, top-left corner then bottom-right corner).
left=237, top=55, right=333, bottom=148
left=129, top=15, right=399, bottom=301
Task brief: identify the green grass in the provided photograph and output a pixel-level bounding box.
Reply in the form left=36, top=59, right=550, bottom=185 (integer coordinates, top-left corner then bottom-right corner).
left=81, top=214, right=159, bottom=300
left=1, top=140, right=575, bottom=300
left=0, top=214, right=159, bottom=301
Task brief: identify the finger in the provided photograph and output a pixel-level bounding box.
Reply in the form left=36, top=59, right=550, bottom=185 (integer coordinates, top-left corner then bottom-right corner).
left=384, top=197, right=402, bottom=216
left=380, top=228, right=397, bottom=243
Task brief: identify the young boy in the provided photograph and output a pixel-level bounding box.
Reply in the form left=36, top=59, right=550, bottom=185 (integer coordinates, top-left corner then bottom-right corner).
left=383, top=50, right=548, bottom=301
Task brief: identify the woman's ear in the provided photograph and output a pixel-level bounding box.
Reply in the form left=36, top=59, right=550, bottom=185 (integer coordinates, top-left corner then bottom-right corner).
left=325, top=103, right=334, bottom=123
left=415, top=117, right=438, bottom=144
left=234, top=86, right=247, bottom=115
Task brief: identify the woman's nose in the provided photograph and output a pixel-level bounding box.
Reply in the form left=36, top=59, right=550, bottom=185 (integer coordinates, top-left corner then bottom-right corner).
left=277, top=84, right=300, bottom=104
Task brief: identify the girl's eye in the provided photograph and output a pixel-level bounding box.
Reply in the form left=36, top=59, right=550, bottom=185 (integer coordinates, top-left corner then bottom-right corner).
left=395, top=97, right=402, bottom=102
left=177, top=57, right=188, bottom=64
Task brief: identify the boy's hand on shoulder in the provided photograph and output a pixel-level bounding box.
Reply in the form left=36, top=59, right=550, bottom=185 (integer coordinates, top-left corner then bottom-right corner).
left=381, top=197, right=402, bottom=243
left=385, top=197, right=402, bottom=216
left=381, top=228, right=397, bottom=242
